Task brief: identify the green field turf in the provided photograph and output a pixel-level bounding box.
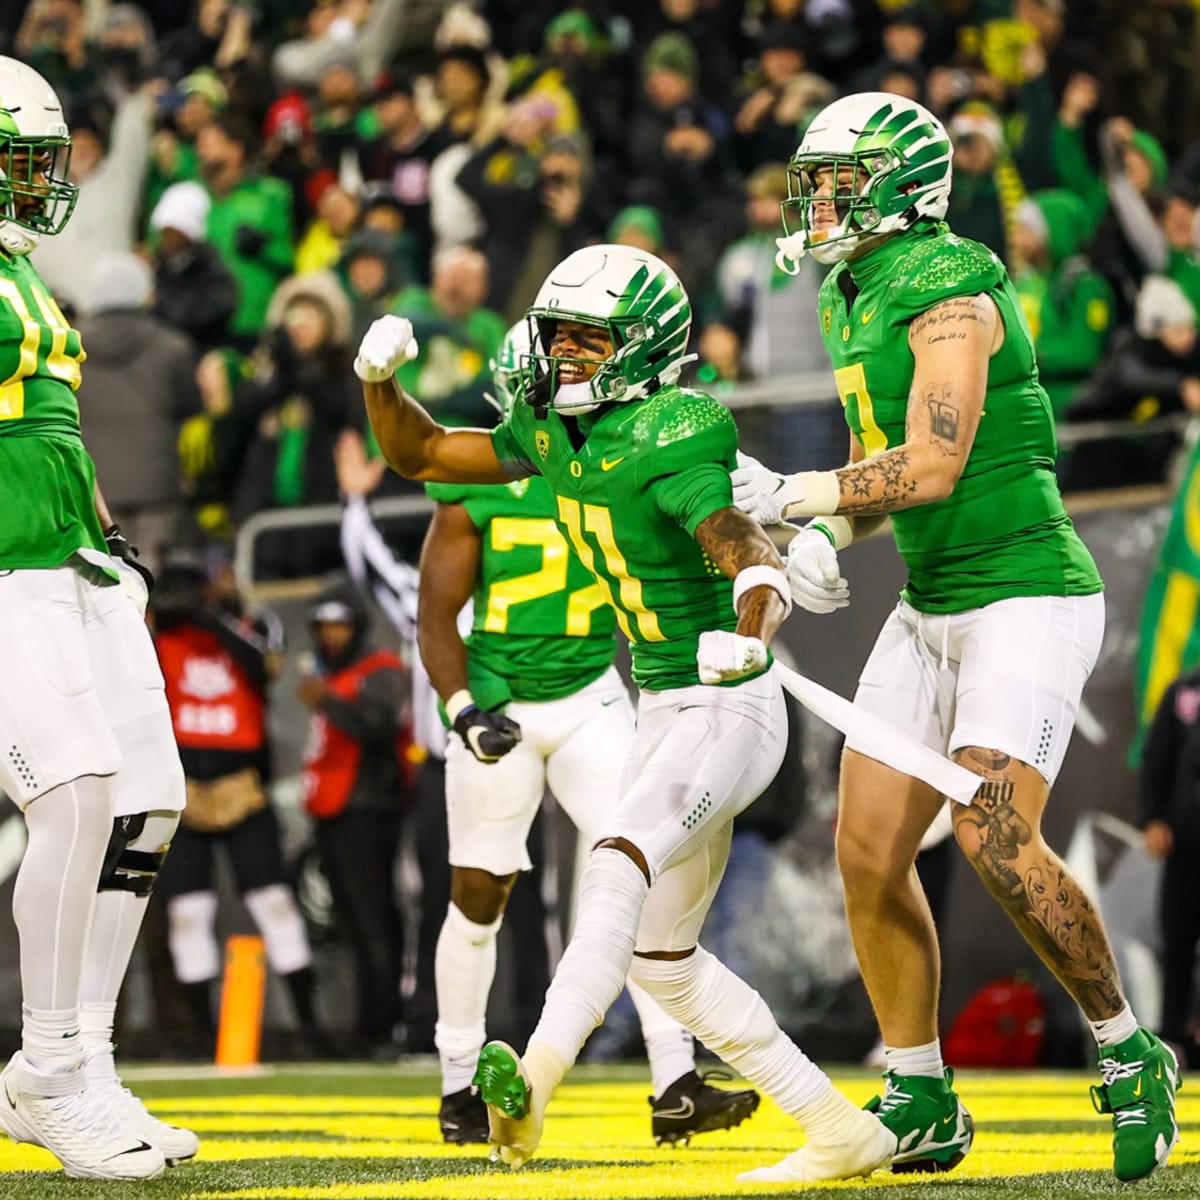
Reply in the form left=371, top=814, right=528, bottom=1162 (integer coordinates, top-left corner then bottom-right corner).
left=0, top=1063, right=1196, bottom=1199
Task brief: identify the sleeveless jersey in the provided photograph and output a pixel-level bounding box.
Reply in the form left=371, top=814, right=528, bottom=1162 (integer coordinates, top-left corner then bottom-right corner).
left=425, top=474, right=614, bottom=708
left=491, top=385, right=757, bottom=692
left=0, top=251, right=111, bottom=575
left=817, top=221, right=1103, bottom=613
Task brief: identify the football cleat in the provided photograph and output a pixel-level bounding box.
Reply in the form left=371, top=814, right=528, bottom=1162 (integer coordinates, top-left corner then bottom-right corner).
left=1091, top=1027, right=1181, bottom=1182
left=738, top=1104, right=895, bottom=1183
left=865, top=1067, right=974, bottom=1173
left=650, top=1069, right=760, bottom=1145
left=472, top=1041, right=545, bottom=1168
left=83, top=1046, right=199, bottom=1164
left=438, top=1085, right=489, bottom=1145
left=0, top=1051, right=166, bottom=1180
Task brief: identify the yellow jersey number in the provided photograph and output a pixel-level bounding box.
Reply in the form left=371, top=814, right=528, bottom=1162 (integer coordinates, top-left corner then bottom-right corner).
left=833, top=362, right=887, bottom=457
left=556, top=497, right=664, bottom=643
left=0, top=278, right=84, bottom=420
left=483, top=516, right=607, bottom=637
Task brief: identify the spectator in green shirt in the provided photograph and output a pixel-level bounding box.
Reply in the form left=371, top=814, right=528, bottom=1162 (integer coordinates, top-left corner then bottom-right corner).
left=197, top=113, right=295, bottom=347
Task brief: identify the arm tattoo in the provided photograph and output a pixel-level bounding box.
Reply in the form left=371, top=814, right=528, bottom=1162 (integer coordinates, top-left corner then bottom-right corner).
left=694, top=505, right=782, bottom=577
left=834, top=449, right=919, bottom=515
left=925, top=385, right=960, bottom=457
left=953, top=753, right=1125, bottom=1018
left=908, top=295, right=990, bottom=345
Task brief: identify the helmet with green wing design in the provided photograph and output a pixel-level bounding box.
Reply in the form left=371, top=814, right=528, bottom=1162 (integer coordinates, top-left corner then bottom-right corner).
left=776, top=91, right=951, bottom=271
left=0, top=56, right=77, bottom=257
left=487, top=319, right=532, bottom=417
left=524, top=244, right=693, bottom=416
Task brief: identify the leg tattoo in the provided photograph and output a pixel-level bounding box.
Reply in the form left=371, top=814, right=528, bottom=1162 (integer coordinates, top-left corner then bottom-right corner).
left=954, top=752, right=1124, bottom=1018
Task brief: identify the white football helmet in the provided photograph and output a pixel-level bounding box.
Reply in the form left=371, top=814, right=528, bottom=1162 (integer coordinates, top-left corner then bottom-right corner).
left=487, top=319, right=532, bottom=417
left=524, top=243, right=693, bottom=416
left=0, top=56, right=77, bottom=257
left=776, top=91, right=952, bottom=271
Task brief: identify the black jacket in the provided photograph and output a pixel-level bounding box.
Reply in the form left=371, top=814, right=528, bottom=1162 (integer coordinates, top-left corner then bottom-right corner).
left=1143, top=671, right=1200, bottom=847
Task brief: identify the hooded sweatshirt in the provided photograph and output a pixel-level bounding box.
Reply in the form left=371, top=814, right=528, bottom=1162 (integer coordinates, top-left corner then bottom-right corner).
left=1013, top=189, right=1114, bottom=420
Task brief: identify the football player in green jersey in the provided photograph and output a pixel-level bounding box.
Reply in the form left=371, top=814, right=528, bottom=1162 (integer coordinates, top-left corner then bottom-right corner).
left=733, top=91, right=1178, bottom=1183
left=358, top=247, right=897, bottom=1183
left=420, top=322, right=759, bottom=1147
left=0, top=58, right=196, bottom=1179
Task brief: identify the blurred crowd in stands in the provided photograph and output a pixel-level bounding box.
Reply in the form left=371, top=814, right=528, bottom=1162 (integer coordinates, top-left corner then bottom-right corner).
left=9, top=0, right=1200, bottom=566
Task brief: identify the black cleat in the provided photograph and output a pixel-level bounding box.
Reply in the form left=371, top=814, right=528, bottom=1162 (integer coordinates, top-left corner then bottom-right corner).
left=650, top=1069, right=761, bottom=1146
left=438, top=1086, right=490, bottom=1145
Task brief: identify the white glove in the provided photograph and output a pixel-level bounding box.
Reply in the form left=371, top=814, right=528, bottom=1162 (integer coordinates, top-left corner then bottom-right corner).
left=353, top=315, right=420, bottom=382
left=113, top=558, right=149, bottom=619
left=731, top=450, right=789, bottom=525
left=786, top=527, right=849, bottom=614
left=696, top=630, right=769, bottom=684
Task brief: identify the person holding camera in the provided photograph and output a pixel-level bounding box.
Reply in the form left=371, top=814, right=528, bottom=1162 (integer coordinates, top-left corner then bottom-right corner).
left=153, top=546, right=322, bottom=1054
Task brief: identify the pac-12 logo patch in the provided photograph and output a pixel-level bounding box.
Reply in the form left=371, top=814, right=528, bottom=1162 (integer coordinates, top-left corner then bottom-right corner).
left=535, top=430, right=550, bottom=460
left=822, top=307, right=832, bottom=334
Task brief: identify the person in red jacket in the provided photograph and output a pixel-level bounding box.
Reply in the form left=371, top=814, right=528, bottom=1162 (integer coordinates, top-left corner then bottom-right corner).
left=300, top=577, right=412, bottom=1058
left=153, top=546, right=323, bottom=1054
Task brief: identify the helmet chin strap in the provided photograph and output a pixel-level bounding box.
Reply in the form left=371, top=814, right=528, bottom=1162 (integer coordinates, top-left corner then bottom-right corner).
left=0, top=220, right=38, bottom=257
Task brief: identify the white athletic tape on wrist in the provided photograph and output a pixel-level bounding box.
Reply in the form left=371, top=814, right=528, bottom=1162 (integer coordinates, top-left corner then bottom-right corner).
left=808, top=515, right=855, bottom=551
left=781, top=470, right=840, bottom=518
left=731, top=565, right=792, bottom=617
left=772, top=661, right=983, bottom=805
left=445, top=689, right=474, bottom=723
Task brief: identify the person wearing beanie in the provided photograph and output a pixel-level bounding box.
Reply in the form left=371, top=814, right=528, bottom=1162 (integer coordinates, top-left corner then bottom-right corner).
left=75, top=252, right=199, bottom=552
left=608, top=205, right=665, bottom=254
left=150, top=181, right=239, bottom=354
left=1010, top=189, right=1114, bottom=422
left=1066, top=274, right=1200, bottom=489
left=946, top=100, right=1026, bottom=263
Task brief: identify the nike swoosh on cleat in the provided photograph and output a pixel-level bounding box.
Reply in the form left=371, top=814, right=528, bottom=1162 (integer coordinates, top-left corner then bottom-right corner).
left=1134, top=1079, right=1143, bottom=1097
left=104, top=1141, right=155, bottom=1161
left=653, top=1096, right=696, bottom=1120
left=3, top=1082, right=15, bottom=1110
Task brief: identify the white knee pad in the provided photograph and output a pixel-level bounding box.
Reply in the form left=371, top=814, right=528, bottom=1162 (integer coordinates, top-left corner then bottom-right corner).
left=629, top=945, right=776, bottom=1060
left=244, top=884, right=312, bottom=975
left=167, top=890, right=220, bottom=984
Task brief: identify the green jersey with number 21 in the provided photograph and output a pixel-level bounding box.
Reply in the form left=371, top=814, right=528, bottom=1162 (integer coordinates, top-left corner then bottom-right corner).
left=491, top=384, right=757, bottom=692
left=425, top=474, right=615, bottom=710
left=0, top=252, right=110, bottom=573
left=819, top=221, right=1102, bottom=613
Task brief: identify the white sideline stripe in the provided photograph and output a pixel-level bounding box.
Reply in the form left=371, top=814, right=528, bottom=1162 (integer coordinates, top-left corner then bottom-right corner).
left=773, top=662, right=982, bottom=804
left=0, top=814, right=27, bottom=886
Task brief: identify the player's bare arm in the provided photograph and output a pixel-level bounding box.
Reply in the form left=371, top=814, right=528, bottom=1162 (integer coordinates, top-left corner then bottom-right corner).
left=694, top=507, right=789, bottom=645
left=830, top=294, right=997, bottom=517
left=417, top=503, right=480, bottom=702
left=356, top=316, right=510, bottom=485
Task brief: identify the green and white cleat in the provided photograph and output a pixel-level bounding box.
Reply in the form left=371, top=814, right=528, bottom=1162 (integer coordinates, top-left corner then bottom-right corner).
left=1092, top=1028, right=1181, bottom=1182
left=865, top=1068, right=974, bottom=1174
left=472, top=1041, right=543, bottom=1169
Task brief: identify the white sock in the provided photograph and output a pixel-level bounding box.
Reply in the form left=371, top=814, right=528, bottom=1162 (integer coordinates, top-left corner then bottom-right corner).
left=14, top=776, right=113, bottom=1016
left=627, top=979, right=696, bottom=1099
left=435, top=903, right=502, bottom=1094
left=79, top=1001, right=116, bottom=1054
left=22, top=1005, right=83, bottom=1071
left=167, top=891, right=221, bottom=983
left=629, top=946, right=831, bottom=1122
left=1090, top=1003, right=1139, bottom=1049
left=245, top=884, right=312, bottom=975
left=528, top=847, right=649, bottom=1068
left=884, top=1039, right=945, bottom=1079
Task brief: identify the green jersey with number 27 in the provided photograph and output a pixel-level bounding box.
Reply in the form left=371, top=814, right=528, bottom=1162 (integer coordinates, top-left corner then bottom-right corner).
left=0, top=252, right=111, bottom=574
left=424, top=474, right=615, bottom=709
left=491, top=384, right=755, bottom=692
left=818, top=220, right=1103, bottom=613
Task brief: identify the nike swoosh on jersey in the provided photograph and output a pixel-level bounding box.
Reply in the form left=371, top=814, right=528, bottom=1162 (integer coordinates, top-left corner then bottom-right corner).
left=601, top=457, right=625, bottom=471
left=860, top=308, right=877, bottom=324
